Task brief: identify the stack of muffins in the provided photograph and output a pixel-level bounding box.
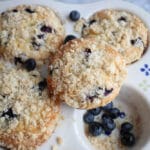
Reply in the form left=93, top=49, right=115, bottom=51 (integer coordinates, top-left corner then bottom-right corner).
left=0, top=4, right=148, bottom=150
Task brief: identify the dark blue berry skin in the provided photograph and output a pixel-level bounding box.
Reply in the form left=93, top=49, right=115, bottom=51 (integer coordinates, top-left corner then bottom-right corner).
left=104, top=88, right=113, bottom=96
left=32, top=41, right=41, bottom=50
left=119, top=112, right=126, bottom=119
left=89, top=122, right=103, bottom=136
left=12, top=9, right=18, bottom=13
left=88, top=107, right=101, bottom=116
left=89, top=19, right=96, bottom=25
left=102, top=102, right=113, bottom=111
left=121, top=122, right=133, bottom=135
left=69, top=10, right=80, bottom=21
left=14, top=57, right=23, bottom=65
left=105, top=130, right=112, bottom=136
left=83, top=112, right=94, bottom=124
left=102, top=114, right=116, bottom=132
left=24, top=58, right=36, bottom=71
left=40, top=25, right=52, bottom=33
left=25, top=8, right=35, bottom=13
left=107, top=108, right=120, bottom=119
left=1, top=108, right=17, bottom=118
left=64, top=35, right=76, bottom=44
left=130, top=37, right=142, bottom=45
left=102, top=113, right=112, bottom=124
left=121, top=132, right=135, bottom=147
left=37, top=34, right=44, bottom=39
left=38, top=79, right=47, bottom=91
left=118, top=16, right=127, bottom=22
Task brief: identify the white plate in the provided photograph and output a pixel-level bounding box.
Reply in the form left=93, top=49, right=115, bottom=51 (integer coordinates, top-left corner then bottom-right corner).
left=0, top=0, right=150, bottom=150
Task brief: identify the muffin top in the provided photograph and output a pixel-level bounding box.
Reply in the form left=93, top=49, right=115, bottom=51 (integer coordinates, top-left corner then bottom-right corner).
left=0, top=5, right=65, bottom=62
left=75, top=9, right=148, bottom=64
left=0, top=59, right=60, bottom=149
left=48, top=38, right=127, bottom=109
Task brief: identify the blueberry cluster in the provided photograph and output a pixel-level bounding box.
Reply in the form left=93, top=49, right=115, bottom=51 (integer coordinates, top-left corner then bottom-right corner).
left=83, top=102, right=135, bottom=147
left=120, top=122, right=135, bottom=147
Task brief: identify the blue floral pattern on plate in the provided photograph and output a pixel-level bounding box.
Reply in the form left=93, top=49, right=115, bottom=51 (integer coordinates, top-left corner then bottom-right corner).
left=140, top=64, right=150, bottom=76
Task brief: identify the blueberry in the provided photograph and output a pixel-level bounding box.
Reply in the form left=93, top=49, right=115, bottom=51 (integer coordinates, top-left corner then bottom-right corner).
left=88, top=107, right=101, bottom=116
left=89, top=19, right=96, bottom=25
left=121, top=132, right=135, bottom=147
left=84, top=48, right=91, bottom=54
left=86, top=95, right=97, bottom=102
left=105, top=130, right=112, bottom=136
left=32, top=41, right=41, bottom=50
left=105, top=120, right=116, bottom=131
left=84, top=48, right=92, bottom=60
left=130, top=37, right=142, bottom=46
left=89, top=122, right=103, bottom=136
left=102, top=102, right=113, bottom=110
left=38, top=79, right=47, bottom=91
left=64, top=35, right=76, bottom=44
left=118, top=16, right=127, bottom=22
left=107, top=108, right=120, bottom=119
left=40, top=25, right=52, bottom=33
left=14, top=57, right=23, bottom=65
left=119, top=112, right=126, bottom=119
left=37, top=34, right=44, bottom=39
left=25, top=8, right=35, bottom=13
left=102, top=114, right=116, bottom=132
left=1, top=12, right=5, bottom=16
left=121, top=122, right=133, bottom=134
left=102, top=113, right=112, bottom=124
left=131, top=39, right=136, bottom=45
left=104, top=88, right=113, bottom=96
left=69, top=10, right=80, bottom=21
left=12, top=9, right=18, bottom=13
left=24, top=58, right=36, bottom=71
left=83, top=112, right=94, bottom=124
left=82, top=24, right=87, bottom=30
left=1, top=108, right=17, bottom=118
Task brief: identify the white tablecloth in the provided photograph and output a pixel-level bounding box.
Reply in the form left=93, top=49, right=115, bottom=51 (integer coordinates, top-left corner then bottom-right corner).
left=58, top=0, right=150, bottom=12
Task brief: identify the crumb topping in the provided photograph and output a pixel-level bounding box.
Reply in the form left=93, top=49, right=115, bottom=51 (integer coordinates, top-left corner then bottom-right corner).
left=49, top=38, right=127, bottom=108
left=0, top=5, right=65, bottom=61
left=0, top=60, right=60, bottom=149
left=75, top=10, right=148, bottom=64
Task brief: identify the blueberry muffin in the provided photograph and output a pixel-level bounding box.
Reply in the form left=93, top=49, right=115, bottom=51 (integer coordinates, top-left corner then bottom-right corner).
left=76, top=10, right=148, bottom=64
left=48, top=38, right=127, bottom=109
left=0, top=5, right=65, bottom=63
left=0, top=59, right=60, bottom=149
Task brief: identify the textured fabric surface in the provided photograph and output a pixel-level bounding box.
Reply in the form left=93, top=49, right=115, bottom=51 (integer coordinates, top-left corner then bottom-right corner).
left=58, top=0, right=150, bottom=12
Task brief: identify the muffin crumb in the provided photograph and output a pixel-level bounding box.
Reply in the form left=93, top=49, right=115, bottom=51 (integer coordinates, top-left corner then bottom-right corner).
left=56, top=136, right=63, bottom=145
left=74, top=18, right=87, bottom=33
